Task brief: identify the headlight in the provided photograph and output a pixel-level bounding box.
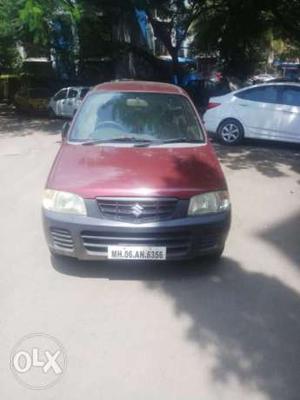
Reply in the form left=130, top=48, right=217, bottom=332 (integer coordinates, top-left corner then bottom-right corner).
left=188, top=191, right=230, bottom=216
left=43, top=189, right=87, bottom=216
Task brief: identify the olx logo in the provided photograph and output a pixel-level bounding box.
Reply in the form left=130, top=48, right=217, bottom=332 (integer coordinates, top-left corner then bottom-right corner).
left=10, top=333, right=67, bottom=389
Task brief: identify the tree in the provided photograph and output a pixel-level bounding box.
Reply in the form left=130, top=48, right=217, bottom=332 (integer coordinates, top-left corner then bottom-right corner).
left=1, top=0, right=300, bottom=80
left=192, top=0, right=300, bottom=79
left=136, top=0, right=202, bottom=81
left=268, top=0, right=300, bottom=45
left=0, top=0, right=22, bottom=71
left=77, top=0, right=169, bottom=81
left=18, top=0, right=80, bottom=56
left=193, top=0, right=274, bottom=79
left=0, top=0, right=80, bottom=73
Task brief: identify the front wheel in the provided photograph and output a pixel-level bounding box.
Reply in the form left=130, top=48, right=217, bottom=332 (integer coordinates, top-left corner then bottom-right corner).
left=217, top=119, right=244, bottom=145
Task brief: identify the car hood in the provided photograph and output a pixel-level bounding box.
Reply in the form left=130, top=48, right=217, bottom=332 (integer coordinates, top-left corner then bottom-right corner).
left=47, top=143, right=226, bottom=199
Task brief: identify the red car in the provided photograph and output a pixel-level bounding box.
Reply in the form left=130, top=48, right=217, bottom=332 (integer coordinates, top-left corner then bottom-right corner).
left=43, top=80, right=230, bottom=261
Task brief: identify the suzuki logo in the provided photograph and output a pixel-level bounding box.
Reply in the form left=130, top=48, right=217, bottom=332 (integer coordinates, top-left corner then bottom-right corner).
left=132, top=203, right=144, bottom=217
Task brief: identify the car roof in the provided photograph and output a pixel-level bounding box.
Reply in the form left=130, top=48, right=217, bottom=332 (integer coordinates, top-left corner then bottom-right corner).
left=69, top=86, right=89, bottom=90
left=93, top=80, right=185, bottom=95
left=234, top=81, right=300, bottom=94
left=56, top=86, right=89, bottom=91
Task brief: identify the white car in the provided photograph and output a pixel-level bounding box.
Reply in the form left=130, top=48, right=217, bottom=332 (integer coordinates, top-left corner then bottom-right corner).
left=204, top=82, right=300, bottom=145
left=48, top=86, right=89, bottom=118
left=252, top=73, right=276, bottom=83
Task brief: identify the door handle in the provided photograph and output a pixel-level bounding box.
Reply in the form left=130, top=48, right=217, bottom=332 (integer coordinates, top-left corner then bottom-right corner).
left=238, top=103, right=248, bottom=107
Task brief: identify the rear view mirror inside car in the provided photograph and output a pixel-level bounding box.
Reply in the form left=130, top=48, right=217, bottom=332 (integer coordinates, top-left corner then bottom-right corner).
left=126, top=98, right=148, bottom=107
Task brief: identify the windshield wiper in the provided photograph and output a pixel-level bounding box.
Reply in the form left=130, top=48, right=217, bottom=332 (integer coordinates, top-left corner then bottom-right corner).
left=81, top=137, right=151, bottom=146
left=134, top=137, right=203, bottom=147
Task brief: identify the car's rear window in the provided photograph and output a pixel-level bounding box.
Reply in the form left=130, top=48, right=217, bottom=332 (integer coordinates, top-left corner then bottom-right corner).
left=70, top=92, right=204, bottom=143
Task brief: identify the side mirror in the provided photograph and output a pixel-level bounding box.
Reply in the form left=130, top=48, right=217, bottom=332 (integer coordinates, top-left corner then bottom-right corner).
left=61, top=122, right=70, bottom=140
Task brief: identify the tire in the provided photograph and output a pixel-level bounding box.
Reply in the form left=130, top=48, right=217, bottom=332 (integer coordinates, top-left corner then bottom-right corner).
left=217, top=118, right=244, bottom=145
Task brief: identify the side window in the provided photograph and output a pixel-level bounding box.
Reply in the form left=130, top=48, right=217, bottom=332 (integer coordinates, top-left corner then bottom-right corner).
left=54, top=89, right=67, bottom=101
left=235, top=86, right=279, bottom=104
left=80, top=88, right=89, bottom=99
left=281, top=86, right=300, bottom=106
left=68, top=89, right=78, bottom=99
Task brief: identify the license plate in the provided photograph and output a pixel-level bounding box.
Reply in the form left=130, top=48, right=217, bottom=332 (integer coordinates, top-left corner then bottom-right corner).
left=107, top=246, right=166, bottom=260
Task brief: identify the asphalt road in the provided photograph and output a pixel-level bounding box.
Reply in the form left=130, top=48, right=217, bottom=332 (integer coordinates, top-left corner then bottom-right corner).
left=1, top=104, right=300, bottom=399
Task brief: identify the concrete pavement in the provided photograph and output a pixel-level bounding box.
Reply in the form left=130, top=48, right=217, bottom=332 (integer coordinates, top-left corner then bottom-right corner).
left=0, top=106, right=300, bottom=399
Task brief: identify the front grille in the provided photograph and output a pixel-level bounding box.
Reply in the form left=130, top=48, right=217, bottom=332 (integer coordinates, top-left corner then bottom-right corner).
left=97, top=197, right=178, bottom=223
left=81, top=230, right=191, bottom=257
left=50, top=228, right=74, bottom=250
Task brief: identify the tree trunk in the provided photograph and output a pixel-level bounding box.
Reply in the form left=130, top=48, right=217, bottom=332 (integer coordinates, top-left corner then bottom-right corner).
left=170, top=48, right=180, bottom=84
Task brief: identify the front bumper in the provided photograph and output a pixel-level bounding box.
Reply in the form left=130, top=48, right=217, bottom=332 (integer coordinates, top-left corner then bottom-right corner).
left=43, top=204, right=231, bottom=261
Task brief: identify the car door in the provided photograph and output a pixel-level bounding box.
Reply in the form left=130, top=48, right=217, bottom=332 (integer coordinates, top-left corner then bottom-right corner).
left=53, top=89, right=68, bottom=116
left=234, top=85, right=282, bottom=140
left=276, top=85, right=300, bottom=143
left=64, top=88, right=79, bottom=117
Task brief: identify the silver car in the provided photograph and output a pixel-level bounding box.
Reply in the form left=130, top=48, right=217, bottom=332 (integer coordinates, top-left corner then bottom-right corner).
left=48, top=86, right=90, bottom=118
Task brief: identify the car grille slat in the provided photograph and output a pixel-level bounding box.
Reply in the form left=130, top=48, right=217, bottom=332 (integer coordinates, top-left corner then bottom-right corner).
left=51, top=234, right=73, bottom=243
left=97, top=197, right=178, bottom=223
left=83, top=241, right=189, bottom=249
left=50, top=228, right=74, bottom=250
left=81, top=234, right=189, bottom=242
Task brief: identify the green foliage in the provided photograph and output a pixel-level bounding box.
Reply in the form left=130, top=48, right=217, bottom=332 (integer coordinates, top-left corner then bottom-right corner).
left=19, top=0, right=49, bottom=46
left=0, top=0, right=23, bottom=71
left=0, top=0, right=81, bottom=71
left=18, top=0, right=81, bottom=46
left=137, top=0, right=202, bottom=54
left=193, top=0, right=271, bottom=78
left=1, top=0, right=300, bottom=77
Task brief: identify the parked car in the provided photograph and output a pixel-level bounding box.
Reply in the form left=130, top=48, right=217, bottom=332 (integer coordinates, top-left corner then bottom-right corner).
left=48, top=86, right=90, bottom=118
left=249, top=73, right=276, bottom=85
left=14, top=87, right=51, bottom=114
left=42, top=80, right=231, bottom=261
left=204, top=82, right=300, bottom=145
left=182, top=78, right=232, bottom=116
left=269, top=77, right=300, bottom=83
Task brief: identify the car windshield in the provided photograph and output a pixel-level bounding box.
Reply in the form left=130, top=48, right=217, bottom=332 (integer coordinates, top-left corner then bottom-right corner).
left=70, top=91, right=205, bottom=144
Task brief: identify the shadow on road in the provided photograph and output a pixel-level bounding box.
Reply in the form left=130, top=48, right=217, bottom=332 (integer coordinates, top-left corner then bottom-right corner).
left=52, top=254, right=300, bottom=399
left=0, top=103, right=63, bottom=136
left=51, top=254, right=221, bottom=281
left=145, top=260, right=300, bottom=400
left=214, top=140, right=300, bottom=178
left=259, top=210, right=300, bottom=268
